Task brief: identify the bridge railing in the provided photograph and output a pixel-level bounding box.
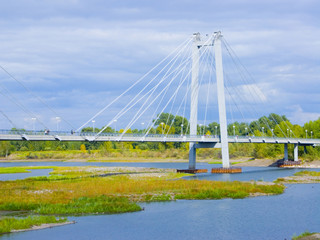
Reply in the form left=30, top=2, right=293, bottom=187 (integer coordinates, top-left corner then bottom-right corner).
left=0, top=129, right=319, bottom=144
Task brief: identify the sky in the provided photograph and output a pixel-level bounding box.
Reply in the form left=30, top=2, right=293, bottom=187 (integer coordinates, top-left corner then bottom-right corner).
left=0, top=0, right=319, bottom=131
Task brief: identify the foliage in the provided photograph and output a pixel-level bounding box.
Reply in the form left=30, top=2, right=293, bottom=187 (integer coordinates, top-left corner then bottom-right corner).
left=0, top=166, right=53, bottom=174
left=294, top=171, right=320, bottom=177
left=154, top=113, right=189, bottom=135
left=0, top=166, right=285, bottom=216
left=0, top=216, right=67, bottom=234
left=292, top=231, right=316, bottom=240
left=34, top=196, right=141, bottom=215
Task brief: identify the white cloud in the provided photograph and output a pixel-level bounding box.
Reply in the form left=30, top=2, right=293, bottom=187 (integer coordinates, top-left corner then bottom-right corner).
left=288, top=105, right=320, bottom=125
left=0, top=0, right=320, bottom=130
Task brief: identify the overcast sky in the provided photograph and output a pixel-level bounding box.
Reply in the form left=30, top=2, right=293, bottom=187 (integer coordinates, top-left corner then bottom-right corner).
left=0, top=0, right=319, bottom=131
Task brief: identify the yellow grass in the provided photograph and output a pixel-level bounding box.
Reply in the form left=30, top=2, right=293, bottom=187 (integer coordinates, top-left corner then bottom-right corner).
left=0, top=166, right=284, bottom=209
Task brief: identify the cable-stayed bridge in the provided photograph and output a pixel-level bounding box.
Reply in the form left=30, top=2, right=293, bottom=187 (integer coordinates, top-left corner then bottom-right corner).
left=0, top=31, right=318, bottom=172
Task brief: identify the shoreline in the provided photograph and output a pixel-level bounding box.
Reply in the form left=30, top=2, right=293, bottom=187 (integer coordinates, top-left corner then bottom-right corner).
left=10, top=221, right=75, bottom=233
left=1, top=157, right=320, bottom=168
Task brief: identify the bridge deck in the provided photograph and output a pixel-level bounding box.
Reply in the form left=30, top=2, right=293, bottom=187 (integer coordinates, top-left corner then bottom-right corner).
left=0, top=130, right=319, bottom=146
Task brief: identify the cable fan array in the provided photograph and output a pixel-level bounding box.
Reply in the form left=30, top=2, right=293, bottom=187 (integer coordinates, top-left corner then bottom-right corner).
left=0, top=33, right=298, bottom=139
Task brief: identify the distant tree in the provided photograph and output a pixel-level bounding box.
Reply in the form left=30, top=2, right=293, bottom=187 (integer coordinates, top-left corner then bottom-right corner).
left=156, top=123, right=175, bottom=135
left=268, top=113, right=289, bottom=128
left=0, top=141, right=14, bottom=157
left=81, top=127, right=94, bottom=133
left=154, top=113, right=189, bottom=135
left=208, top=122, right=220, bottom=136
left=80, top=144, right=86, bottom=153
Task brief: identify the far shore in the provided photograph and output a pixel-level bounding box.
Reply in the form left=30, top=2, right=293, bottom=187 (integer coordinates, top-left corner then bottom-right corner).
left=1, top=157, right=320, bottom=168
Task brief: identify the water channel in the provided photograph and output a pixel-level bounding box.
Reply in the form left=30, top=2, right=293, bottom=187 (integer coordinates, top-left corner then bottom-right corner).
left=0, top=162, right=319, bottom=239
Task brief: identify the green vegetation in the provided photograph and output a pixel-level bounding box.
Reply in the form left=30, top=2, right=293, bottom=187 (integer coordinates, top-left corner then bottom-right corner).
left=0, top=166, right=53, bottom=174
left=208, top=159, right=254, bottom=165
left=294, top=171, right=320, bottom=177
left=0, top=166, right=285, bottom=216
left=0, top=166, right=286, bottom=234
left=175, top=181, right=284, bottom=200
left=0, top=216, right=67, bottom=234
left=275, top=170, right=320, bottom=184
left=292, top=231, right=317, bottom=240
left=34, top=196, right=141, bottom=215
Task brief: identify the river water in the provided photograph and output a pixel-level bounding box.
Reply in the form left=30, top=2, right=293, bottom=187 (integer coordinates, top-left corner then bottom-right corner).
left=0, top=162, right=319, bottom=240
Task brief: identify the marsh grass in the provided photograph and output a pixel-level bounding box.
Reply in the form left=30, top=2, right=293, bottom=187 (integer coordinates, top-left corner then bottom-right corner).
left=275, top=170, right=320, bottom=184
left=0, top=216, right=67, bottom=234
left=34, top=196, right=141, bottom=215
left=294, top=171, right=320, bottom=177
left=0, top=166, right=53, bottom=174
left=0, top=166, right=285, bottom=216
left=175, top=181, right=284, bottom=200
left=292, top=231, right=316, bottom=240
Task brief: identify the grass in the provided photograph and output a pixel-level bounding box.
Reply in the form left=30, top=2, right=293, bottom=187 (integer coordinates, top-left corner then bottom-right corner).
left=0, top=166, right=54, bottom=174
left=275, top=170, right=320, bottom=183
left=294, top=171, right=320, bottom=177
left=34, top=196, right=141, bottom=215
left=208, top=159, right=254, bottom=165
left=0, top=216, right=67, bottom=234
left=0, top=166, right=285, bottom=216
left=292, top=231, right=317, bottom=239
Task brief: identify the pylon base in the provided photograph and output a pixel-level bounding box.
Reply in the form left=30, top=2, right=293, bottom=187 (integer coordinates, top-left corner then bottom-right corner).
left=278, top=160, right=302, bottom=168
left=177, top=169, right=208, bottom=174
left=211, top=167, right=242, bottom=174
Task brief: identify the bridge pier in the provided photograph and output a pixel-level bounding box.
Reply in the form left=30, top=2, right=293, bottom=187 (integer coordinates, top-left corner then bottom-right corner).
left=294, top=143, right=299, bottom=161
left=284, top=143, right=288, bottom=161
left=188, top=142, right=196, bottom=170
left=279, top=143, right=301, bottom=167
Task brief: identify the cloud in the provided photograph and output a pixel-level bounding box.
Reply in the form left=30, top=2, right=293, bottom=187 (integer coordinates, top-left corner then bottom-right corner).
left=0, top=0, right=320, bottom=130
left=288, top=105, right=320, bottom=125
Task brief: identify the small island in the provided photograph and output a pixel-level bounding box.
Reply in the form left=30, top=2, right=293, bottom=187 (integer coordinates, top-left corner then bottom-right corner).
left=0, top=166, right=285, bottom=234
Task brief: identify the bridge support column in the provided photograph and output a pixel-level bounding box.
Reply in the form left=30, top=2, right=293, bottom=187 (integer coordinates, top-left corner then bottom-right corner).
left=189, top=142, right=196, bottom=170
left=294, top=144, right=299, bottom=161
left=279, top=143, right=302, bottom=167
left=284, top=143, right=288, bottom=161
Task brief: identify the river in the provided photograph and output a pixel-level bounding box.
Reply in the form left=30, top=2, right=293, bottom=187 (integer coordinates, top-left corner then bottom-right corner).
left=0, top=162, right=319, bottom=240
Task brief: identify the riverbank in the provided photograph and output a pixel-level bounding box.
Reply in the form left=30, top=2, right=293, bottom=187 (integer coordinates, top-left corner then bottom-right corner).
left=0, top=216, right=70, bottom=234
left=3, top=157, right=320, bottom=169
left=275, top=170, right=320, bottom=184
left=1, top=149, right=319, bottom=168
left=11, top=221, right=75, bottom=233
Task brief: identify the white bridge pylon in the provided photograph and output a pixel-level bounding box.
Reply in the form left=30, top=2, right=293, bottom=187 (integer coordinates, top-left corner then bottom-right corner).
left=189, top=31, right=230, bottom=170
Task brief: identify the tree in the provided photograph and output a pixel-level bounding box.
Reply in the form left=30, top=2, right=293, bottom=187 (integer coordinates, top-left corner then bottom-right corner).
left=0, top=141, right=13, bottom=157
left=208, top=122, right=220, bottom=136
left=154, top=113, right=189, bottom=135
left=80, top=144, right=87, bottom=153
left=156, top=123, right=175, bottom=135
